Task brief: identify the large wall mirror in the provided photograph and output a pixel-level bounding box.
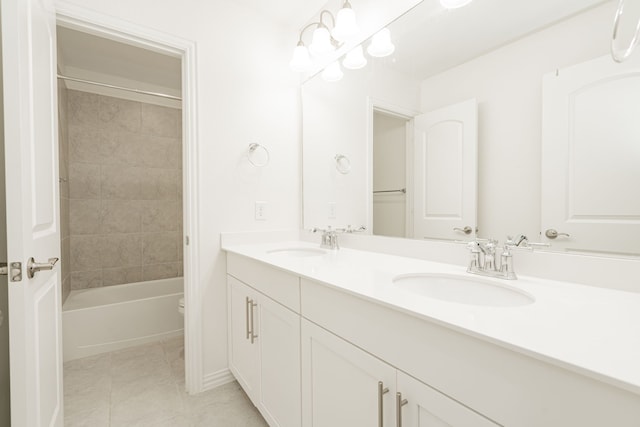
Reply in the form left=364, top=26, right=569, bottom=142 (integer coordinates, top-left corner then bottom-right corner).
left=302, top=0, right=640, bottom=257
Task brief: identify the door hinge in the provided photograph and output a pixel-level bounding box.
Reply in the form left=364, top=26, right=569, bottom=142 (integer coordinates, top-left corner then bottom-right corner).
left=185, top=236, right=190, bottom=246
left=1, top=262, right=22, bottom=282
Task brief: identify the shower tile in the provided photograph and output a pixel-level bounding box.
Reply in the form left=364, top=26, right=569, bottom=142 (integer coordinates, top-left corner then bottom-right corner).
left=142, top=200, right=178, bottom=232
left=101, top=200, right=142, bottom=233
left=101, top=165, right=142, bottom=200
left=141, top=104, right=181, bottom=138
left=70, top=270, right=103, bottom=290
left=177, top=232, right=184, bottom=261
left=139, top=135, right=181, bottom=169
left=69, top=199, right=102, bottom=235
left=102, top=131, right=144, bottom=167
left=68, top=125, right=109, bottom=164
left=101, top=234, right=142, bottom=269
left=139, top=167, right=178, bottom=200
left=68, top=90, right=100, bottom=127
left=69, top=163, right=101, bottom=199
left=102, top=267, right=142, bottom=287
left=61, top=237, right=71, bottom=281
left=142, top=262, right=182, bottom=281
left=60, top=197, right=70, bottom=238
left=143, top=232, right=179, bottom=264
left=70, top=236, right=103, bottom=272
left=98, top=96, right=141, bottom=133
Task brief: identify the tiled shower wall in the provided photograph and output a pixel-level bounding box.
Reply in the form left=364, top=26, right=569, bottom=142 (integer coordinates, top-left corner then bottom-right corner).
left=66, top=90, right=183, bottom=290
left=58, top=83, right=71, bottom=302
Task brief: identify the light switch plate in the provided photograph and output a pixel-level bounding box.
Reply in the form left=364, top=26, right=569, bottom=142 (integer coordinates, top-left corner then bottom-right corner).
left=328, top=202, right=337, bottom=219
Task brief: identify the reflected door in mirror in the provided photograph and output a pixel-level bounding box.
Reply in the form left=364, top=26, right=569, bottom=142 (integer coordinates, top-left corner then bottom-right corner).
left=413, top=99, right=478, bottom=241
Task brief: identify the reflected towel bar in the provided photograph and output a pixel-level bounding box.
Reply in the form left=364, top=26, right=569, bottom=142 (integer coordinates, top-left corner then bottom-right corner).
left=373, top=188, right=406, bottom=194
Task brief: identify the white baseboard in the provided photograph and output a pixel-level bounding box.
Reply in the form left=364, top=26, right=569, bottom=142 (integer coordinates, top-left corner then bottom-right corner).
left=202, top=369, right=236, bottom=391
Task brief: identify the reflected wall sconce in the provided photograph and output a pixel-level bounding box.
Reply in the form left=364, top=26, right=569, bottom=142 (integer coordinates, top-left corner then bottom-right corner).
left=247, top=143, right=270, bottom=167
left=290, top=1, right=360, bottom=78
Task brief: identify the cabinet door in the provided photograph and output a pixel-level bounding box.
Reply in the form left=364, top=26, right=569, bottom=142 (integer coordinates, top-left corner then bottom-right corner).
left=228, top=276, right=259, bottom=400
left=302, top=320, right=396, bottom=427
left=397, top=371, right=498, bottom=427
left=257, top=295, right=301, bottom=427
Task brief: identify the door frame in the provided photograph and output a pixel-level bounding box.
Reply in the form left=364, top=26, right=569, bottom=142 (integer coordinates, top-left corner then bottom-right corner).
left=366, top=97, right=420, bottom=237
left=54, top=2, right=203, bottom=394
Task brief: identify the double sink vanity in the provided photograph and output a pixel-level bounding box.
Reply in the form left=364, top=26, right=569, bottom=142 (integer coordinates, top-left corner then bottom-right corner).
left=223, top=232, right=640, bottom=427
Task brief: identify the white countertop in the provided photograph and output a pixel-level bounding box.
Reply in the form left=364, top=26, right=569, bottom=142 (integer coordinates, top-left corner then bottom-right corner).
left=223, top=240, right=640, bottom=396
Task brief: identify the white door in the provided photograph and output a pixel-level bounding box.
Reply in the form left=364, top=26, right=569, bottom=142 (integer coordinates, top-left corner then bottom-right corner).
left=301, top=320, right=396, bottom=427
left=413, top=99, right=477, bottom=241
left=227, top=276, right=259, bottom=401
left=397, top=372, right=498, bottom=427
left=2, top=0, right=63, bottom=425
left=257, top=293, right=300, bottom=427
left=541, top=54, right=640, bottom=255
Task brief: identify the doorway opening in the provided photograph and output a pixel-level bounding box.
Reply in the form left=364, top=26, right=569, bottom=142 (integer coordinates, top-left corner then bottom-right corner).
left=54, top=13, right=199, bottom=406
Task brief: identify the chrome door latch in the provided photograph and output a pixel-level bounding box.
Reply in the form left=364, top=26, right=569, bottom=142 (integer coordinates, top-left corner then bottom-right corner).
left=0, top=262, right=23, bottom=282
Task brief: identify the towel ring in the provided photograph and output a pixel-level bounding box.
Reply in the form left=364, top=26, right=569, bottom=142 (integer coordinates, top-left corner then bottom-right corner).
left=611, top=0, right=640, bottom=63
left=248, top=143, right=270, bottom=167
left=335, top=154, right=351, bottom=174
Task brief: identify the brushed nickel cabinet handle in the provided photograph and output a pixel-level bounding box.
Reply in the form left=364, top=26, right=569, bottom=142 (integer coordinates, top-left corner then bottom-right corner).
left=245, top=297, right=251, bottom=340
left=396, top=392, right=408, bottom=427
left=378, top=381, right=389, bottom=427
left=249, top=299, right=258, bottom=344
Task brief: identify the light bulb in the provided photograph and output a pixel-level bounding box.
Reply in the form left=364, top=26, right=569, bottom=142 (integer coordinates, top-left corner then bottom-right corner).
left=289, top=43, right=312, bottom=72
left=367, top=28, right=395, bottom=58
left=322, top=61, right=344, bottom=82
left=440, top=0, right=473, bottom=9
left=343, top=45, right=367, bottom=70
left=333, top=2, right=359, bottom=42
left=309, top=26, right=334, bottom=56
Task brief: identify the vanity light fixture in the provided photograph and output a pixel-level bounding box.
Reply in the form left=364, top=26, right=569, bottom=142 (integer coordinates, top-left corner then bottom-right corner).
left=333, top=1, right=359, bottom=42
left=343, top=45, right=367, bottom=69
left=289, top=2, right=360, bottom=72
left=322, top=61, right=344, bottom=82
left=367, top=28, right=395, bottom=57
left=440, top=0, right=474, bottom=9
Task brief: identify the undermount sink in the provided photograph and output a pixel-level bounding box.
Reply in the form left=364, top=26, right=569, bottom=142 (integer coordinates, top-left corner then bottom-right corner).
left=392, top=273, right=535, bottom=307
left=267, top=247, right=327, bottom=257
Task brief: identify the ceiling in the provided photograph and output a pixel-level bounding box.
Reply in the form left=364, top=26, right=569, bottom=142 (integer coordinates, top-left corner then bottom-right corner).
left=378, top=0, right=611, bottom=81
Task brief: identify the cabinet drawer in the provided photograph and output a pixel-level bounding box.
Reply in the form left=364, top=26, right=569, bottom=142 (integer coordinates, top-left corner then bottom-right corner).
left=227, top=252, right=300, bottom=312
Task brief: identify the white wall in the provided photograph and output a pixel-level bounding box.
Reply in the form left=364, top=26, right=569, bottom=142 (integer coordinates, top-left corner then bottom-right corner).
left=55, top=0, right=302, bottom=385
left=419, top=2, right=616, bottom=241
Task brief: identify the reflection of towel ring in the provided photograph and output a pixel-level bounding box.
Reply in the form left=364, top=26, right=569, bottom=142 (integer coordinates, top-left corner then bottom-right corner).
left=612, top=0, right=640, bottom=62
left=248, top=143, right=269, bottom=167
left=335, top=154, right=351, bottom=174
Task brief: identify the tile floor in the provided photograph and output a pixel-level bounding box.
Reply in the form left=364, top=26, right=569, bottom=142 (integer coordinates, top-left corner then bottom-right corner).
left=63, top=336, right=268, bottom=426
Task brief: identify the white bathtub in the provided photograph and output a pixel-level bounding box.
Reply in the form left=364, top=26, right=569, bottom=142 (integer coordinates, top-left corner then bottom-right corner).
left=62, top=277, right=183, bottom=362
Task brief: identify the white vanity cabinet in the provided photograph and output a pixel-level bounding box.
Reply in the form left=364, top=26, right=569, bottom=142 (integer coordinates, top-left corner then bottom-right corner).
left=227, top=254, right=301, bottom=427
left=302, top=320, right=498, bottom=427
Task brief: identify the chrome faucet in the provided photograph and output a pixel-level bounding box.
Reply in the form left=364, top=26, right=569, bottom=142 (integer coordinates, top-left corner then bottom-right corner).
left=466, top=239, right=517, bottom=280
left=312, top=225, right=366, bottom=250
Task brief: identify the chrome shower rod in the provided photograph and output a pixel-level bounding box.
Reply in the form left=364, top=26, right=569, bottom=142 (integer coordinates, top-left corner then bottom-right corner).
left=57, top=74, right=182, bottom=101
